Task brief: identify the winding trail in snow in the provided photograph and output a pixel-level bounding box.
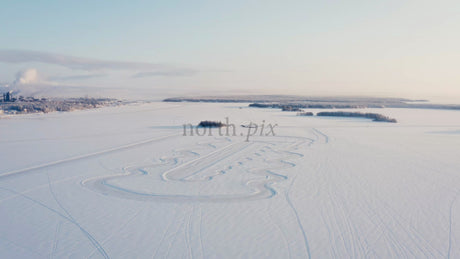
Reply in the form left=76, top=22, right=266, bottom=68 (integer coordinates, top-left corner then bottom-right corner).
left=46, top=174, right=110, bottom=259
left=286, top=176, right=312, bottom=259
left=82, top=136, right=308, bottom=203
left=0, top=185, right=110, bottom=259
left=448, top=189, right=460, bottom=259
left=0, top=133, right=180, bottom=180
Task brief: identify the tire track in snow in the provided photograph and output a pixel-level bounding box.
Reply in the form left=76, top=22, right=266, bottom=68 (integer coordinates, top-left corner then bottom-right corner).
left=312, top=128, right=329, bottom=144
left=0, top=236, right=46, bottom=258
left=85, top=207, right=144, bottom=258
left=0, top=175, right=82, bottom=205
left=198, top=206, right=205, bottom=259
left=331, top=155, right=444, bottom=258
left=319, top=202, right=338, bottom=258
left=0, top=133, right=180, bottom=180
left=312, top=137, right=444, bottom=258
left=324, top=159, right=432, bottom=257
left=83, top=137, right=306, bottom=203
left=267, top=196, right=292, bottom=259
left=0, top=186, right=110, bottom=259
left=316, top=137, right=415, bottom=257
left=447, top=189, right=460, bottom=259
left=286, top=176, right=312, bottom=259
left=82, top=141, right=264, bottom=202
left=164, top=215, right=188, bottom=259
left=162, top=141, right=252, bottom=181
left=321, top=156, right=368, bottom=258
left=46, top=175, right=110, bottom=259
left=311, top=139, right=382, bottom=258
left=360, top=179, right=443, bottom=257
left=151, top=207, right=179, bottom=259
left=185, top=206, right=193, bottom=259
left=50, top=221, right=61, bottom=259
left=349, top=173, right=423, bottom=258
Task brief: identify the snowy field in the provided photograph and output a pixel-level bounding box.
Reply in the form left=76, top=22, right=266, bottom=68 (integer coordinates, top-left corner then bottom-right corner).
left=1, top=102, right=460, bottom=258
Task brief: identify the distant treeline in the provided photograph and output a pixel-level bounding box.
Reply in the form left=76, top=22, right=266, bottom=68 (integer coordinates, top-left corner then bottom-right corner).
left=164, top=95, right=460, bottom=111
left=0, top=97, right=119, bottom=114
left=281, top=106, right=302, bottom=111
left=250, top=103, right=369, bottom=109
left=250, top=103, right=398, bottom=122
left=250, top=102, right=460, bottom=111
left=163, top=95, right=410, bottom=105
left=316, top=111, right=397, bottom=123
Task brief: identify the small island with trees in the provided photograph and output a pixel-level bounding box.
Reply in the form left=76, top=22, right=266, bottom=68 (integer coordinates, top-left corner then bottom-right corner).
left=198, top=120, right=226, bottom=128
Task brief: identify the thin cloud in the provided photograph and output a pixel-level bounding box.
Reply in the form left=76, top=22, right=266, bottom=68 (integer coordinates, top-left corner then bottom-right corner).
left=49, top=73, right=107, bottom=81
left=0, top=49, right=196, bottom=73
left=131, top=69, right=197, bottom=78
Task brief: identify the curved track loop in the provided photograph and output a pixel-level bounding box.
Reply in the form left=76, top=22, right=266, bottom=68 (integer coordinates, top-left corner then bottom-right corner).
left=82, top=136, right=310, bottom=203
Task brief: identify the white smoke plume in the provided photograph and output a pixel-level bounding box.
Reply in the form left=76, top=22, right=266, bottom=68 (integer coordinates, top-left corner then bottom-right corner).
left=13, top=68, right=40, bottom=85
left=6, top=68, right=52, bottom=96
left=4, top=68, right=102, bottom=98
left=0, top=68, right=41, bottom=94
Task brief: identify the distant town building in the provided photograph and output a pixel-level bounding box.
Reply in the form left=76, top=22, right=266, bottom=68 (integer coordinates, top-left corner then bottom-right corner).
left=2, top=91, right=14, bottom=102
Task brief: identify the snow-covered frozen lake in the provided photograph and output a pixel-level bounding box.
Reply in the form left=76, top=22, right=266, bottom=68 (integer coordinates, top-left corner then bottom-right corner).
left=1, top=102, right=459, bottom=258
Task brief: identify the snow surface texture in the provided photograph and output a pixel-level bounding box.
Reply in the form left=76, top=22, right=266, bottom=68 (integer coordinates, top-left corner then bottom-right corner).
left=0, top=102, right=460, bottom=258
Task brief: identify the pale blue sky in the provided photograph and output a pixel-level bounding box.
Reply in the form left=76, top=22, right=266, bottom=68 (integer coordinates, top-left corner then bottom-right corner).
left=1, top=0, right=459, bottom=99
